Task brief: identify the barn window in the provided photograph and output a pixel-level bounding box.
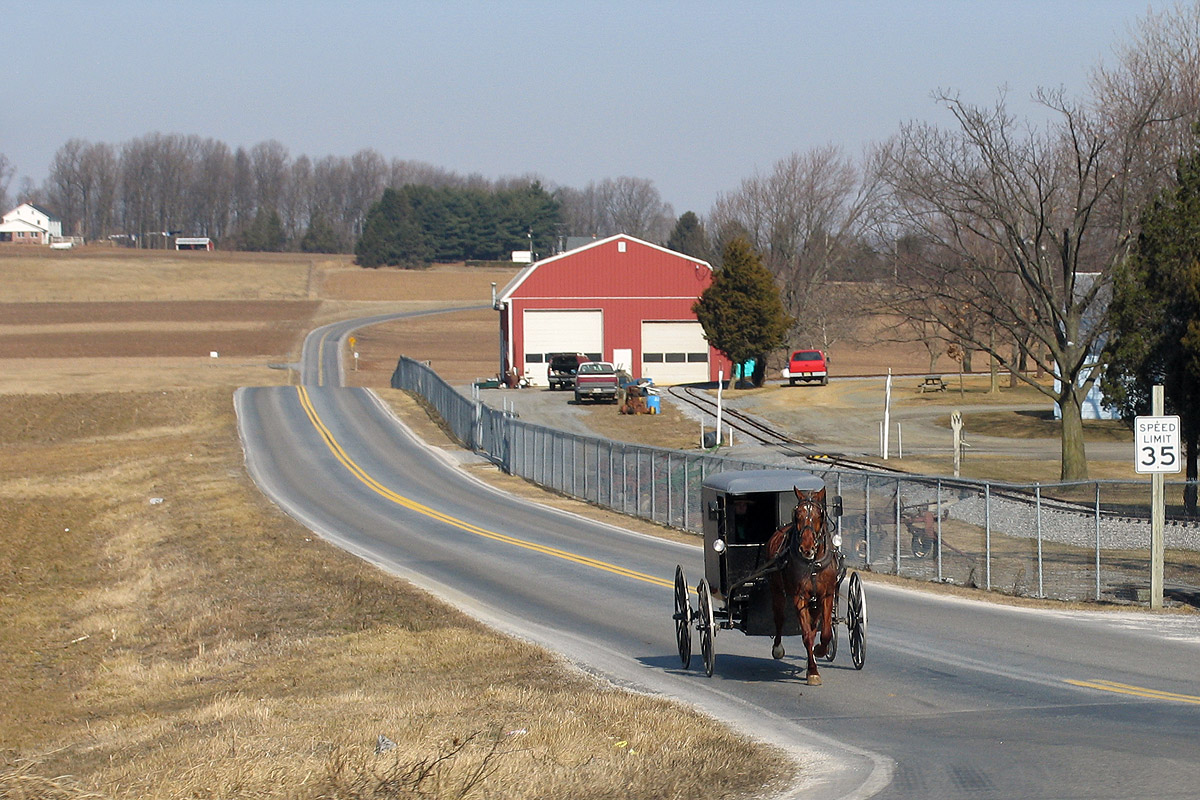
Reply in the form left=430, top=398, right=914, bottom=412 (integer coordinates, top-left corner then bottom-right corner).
left=525, top=353, right=544, bottom=363
left=687, top=352, right=708, bottom=362
left=643, top=352, right=664, bottom=363
left=665, top=352, right=686, bottom=363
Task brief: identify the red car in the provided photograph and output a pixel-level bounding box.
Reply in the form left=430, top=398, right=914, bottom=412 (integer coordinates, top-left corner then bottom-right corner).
left=784, top=349, right=828, bottom=386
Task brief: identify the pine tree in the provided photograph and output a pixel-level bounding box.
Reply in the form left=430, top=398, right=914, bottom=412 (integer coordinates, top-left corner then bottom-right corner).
left=667, top=211, right=709, bottom=261
left=1101, top=127, right=1200, bottom=512
left=693, top=236, right=792, bottom=387
left=355, top=188, right=431, bottom=268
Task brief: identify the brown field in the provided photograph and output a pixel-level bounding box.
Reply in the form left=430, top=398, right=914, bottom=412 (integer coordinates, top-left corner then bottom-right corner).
left=0, top=248, right=791, bottom=800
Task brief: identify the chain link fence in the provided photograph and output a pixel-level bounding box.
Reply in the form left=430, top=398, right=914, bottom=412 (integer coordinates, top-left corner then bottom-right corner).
left=393, top=357, right=1200, bottom=606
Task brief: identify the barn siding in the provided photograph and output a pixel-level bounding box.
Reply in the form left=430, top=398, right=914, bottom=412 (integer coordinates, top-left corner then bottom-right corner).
left=498, top=235, right=731, bottom=384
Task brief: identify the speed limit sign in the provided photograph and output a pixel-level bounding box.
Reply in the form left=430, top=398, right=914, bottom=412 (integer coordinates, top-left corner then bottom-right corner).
left=1134, top=415, right=1182, bottom=474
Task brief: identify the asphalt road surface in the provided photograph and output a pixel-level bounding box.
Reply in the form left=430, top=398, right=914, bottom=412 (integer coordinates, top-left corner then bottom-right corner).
left=234, top=315, right=1200, bottom=799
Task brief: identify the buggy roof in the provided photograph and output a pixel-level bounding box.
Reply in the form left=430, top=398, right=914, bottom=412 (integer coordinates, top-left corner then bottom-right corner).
left=702, top=469, right=826, bottom=496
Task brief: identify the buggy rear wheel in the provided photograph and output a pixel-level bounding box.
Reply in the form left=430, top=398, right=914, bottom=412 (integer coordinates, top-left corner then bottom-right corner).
left=848, top=571, right=866, bottom=670
left=673, top=565, right=691, bottom=669
left=697, top=578, right=716, bottom=677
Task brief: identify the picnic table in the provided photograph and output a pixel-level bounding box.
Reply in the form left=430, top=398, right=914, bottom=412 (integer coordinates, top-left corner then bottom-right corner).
left=917, top=375, right=947, bottom=393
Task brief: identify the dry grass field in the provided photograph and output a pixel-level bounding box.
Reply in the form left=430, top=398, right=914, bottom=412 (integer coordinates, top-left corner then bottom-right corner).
left=0, top=247, right=791, bottom=800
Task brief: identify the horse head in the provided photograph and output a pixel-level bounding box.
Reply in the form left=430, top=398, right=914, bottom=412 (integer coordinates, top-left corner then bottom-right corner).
left=791, top=486, right=826, bottom=561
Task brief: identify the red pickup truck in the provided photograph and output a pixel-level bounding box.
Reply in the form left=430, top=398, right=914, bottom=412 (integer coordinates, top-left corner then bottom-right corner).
left=784, top=349, right=828, bottom=386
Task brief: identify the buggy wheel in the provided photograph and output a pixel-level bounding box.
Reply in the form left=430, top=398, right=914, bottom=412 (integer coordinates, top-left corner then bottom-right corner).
left=697, top=578, right=716, bottom=677
left=673, top=565, right=691, bottom=669
left=848, top=571, right=866, bottom=670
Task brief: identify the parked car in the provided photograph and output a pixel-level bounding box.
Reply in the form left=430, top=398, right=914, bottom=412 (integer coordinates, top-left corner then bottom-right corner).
left=783, top=349, right=828, bottom=386
left=574, top=361, right=619, bottom=403
left=548, top=353, right=588, bottom=390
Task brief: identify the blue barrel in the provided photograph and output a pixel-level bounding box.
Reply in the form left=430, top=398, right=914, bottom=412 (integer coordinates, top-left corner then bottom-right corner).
left=646, top=394, right=661, bottom=414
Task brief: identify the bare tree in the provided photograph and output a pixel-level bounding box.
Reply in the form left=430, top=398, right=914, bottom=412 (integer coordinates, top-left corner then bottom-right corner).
left=250, top=139, right=290, bottom=216
left=282, top=154, right=314, bottom=241
left=347, top=149, right=388, bottom=239
left=190, top=138, right=233, bottom=239
left=710, top=146, right=879, bottom=351
left=876, top=87, right=1162, bottom=480
left=0, top=153, right=14, bottom=210
left=556, top=176, right=673, bottom=242
left=46, top=139, right=88, bottom=235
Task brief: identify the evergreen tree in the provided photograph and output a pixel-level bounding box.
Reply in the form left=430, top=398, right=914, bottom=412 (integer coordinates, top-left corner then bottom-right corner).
left=693, top=236, right=793, bottom=387
left=667, top=211, right=710, bottom=261
left=1101, top=127, right=1200, bottom=512
left=240, top=208, right=285, bottom=251
left=355, top=188, right=431, bottom=268
left=300, top=213, right=345, bottom=253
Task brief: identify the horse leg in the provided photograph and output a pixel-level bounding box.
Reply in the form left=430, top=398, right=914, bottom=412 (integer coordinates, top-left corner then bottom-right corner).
left=796, top=592, right=821, bottom=685
left=813, top=588, right=834, bottom=658
left=769, top=575, right=786, bottom=659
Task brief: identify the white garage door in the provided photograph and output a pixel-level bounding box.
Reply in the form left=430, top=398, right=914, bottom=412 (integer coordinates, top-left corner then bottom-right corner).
left=641, top=321, right=709, bottom=385
left=522, top=310, right=603, bottom=385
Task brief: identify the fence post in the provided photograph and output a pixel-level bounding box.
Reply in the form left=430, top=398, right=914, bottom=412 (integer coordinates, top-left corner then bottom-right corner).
left=894, top=480, right=901, bottom=575
left=1036, top=483, right=1044, bottom=598
left=1095, top=483, right=1102, bottom=602
left=936, top=478, right=943, bottom=583
left=985, top=484, right=992, bottom=591
left=864, top=475, right=872, bottom=565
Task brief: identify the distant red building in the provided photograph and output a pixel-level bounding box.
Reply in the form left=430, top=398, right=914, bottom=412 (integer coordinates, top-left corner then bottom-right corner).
left=496, top=234, right=730, bottom=386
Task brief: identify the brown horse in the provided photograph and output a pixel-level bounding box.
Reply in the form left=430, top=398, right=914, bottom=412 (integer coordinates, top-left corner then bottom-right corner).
left=767, top=486, right=841, bottom=685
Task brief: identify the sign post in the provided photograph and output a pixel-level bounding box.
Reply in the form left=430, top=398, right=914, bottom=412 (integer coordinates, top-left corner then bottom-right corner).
left=1134, top=385, right=1180, bottom=609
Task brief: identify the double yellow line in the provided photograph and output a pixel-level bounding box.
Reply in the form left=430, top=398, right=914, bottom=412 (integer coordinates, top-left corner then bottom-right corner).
left=295, top=386, right=674, bottom=589
left=1066, top=679, right=1200, bottom=705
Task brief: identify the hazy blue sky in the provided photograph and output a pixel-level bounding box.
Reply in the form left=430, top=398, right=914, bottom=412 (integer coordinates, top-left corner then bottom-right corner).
left=4, top=1, right=1172, bottom=215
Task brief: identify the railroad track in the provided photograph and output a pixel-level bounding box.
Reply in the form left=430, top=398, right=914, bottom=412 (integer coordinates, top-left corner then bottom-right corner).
left=665, top=385, right=903, bottom=474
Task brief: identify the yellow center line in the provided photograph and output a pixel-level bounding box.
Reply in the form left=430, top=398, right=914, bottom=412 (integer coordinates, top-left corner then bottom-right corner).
left=295, top=386, right=675, bottom=589
left=1066, top=679, right=1200, bottom=705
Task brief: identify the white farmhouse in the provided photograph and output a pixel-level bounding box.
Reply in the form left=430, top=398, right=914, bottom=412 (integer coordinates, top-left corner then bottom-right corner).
left=0, top=203, right=63, bottom=245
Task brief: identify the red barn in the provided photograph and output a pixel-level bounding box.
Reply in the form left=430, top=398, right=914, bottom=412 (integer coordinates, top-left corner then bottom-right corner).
left=496, top=234, right=731, bottom=386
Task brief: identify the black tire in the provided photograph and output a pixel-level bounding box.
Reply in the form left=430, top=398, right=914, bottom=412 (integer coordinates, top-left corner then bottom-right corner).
left=674, top=565, right=691, bottom=669
left=697, top=578, right=716, bottom=677
left=848, top=571, right=866, bottom=670
left=821, top=375, right=829, bottom=386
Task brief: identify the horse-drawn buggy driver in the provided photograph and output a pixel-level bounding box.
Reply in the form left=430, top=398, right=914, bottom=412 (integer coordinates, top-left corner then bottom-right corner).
left=674, top=469, right=865, bottom=683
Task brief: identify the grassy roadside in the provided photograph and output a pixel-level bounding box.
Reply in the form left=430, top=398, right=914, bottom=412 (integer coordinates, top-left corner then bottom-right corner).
left=0, top=388, right=790, bottom=799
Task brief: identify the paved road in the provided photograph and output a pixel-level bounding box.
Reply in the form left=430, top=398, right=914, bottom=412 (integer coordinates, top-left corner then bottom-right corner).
left=234, top=318, right=1200, bottom=800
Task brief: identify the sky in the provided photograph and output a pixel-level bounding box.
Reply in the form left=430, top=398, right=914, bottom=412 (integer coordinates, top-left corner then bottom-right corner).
left=2, top=0, right=1177, bottom=216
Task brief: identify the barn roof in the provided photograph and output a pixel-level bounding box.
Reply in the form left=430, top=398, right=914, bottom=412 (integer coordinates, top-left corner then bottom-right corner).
left=496, top=233, right=712, bottom=303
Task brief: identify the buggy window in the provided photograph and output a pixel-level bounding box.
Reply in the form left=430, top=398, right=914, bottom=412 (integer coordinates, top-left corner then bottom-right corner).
left=727, top=494, right=779, bottom=545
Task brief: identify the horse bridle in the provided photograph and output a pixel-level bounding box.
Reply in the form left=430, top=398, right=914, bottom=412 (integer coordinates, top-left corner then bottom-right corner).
left=789, top=495, right=829, bottom=564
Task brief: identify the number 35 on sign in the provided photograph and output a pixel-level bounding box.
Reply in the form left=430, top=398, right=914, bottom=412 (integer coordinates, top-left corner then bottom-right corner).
left=1134, top=415, right=1182, bottom=474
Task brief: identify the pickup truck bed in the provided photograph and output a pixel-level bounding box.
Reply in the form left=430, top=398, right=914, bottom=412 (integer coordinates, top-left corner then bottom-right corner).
left=573, top=362, right=619, bottom=403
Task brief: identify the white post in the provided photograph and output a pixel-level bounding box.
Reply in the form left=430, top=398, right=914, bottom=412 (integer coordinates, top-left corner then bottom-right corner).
left=951, top=411, right=963, bottom=478
left=882, top=369, right=892, bottom=460
left=716, top=369, right=724, bottom=447
left=897, top=422, right=902, bottom=459
left=1151, top=384, right=1165, bottom=609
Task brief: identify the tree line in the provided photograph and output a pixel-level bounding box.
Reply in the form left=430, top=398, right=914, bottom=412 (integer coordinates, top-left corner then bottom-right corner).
left=0, top=136, right=678, bottom=256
